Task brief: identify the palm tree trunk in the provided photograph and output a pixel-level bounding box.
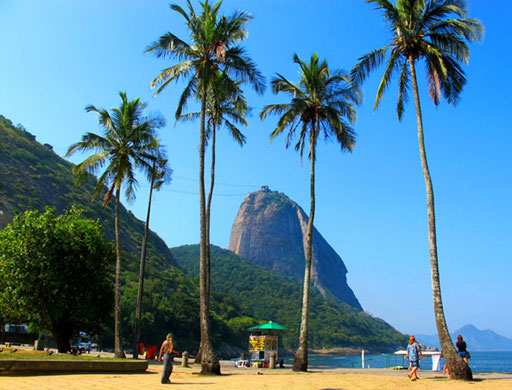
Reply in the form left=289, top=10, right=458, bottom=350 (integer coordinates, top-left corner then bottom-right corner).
left=114, top=187, right=124, bottom=358
left=293, top=127, right=316, bottom=372
left=199, top=91, right=221, bottom=375
left=133, top=169, right=155, bottom=359
left=408, top=57, right=472, bottom=380
left=196, top=124, right=216, bottom=365
left=206, top=123, right=216, bottom=304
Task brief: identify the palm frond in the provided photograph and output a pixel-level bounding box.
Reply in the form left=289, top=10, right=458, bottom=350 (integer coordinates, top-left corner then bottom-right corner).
left=145, top=32, right=192, bottom=60
left=175, top=77, right=198, bottom=120
left=270, top=74, right=303, bottom=98
left=428, top=32, right=469, bottom=62
left=367, top=0, right=400, bottom=26
left=396, top=59, right=410, bottom=120
left=351, top=46, right=390, bottom=85
left=374, top=48, right=402, bottom=110
left=150, top=61, right=194, bottom=93
left=224, top=46, right=266, bottom=94
left=223, top=120, right=246, bottom=146
left=430, top=17, right=484, bottom=44
left=438, top=54, right=466, bottom=105
left=263, top=53, right=359, bottom=159
left=260, top=103, right=293, bottom=120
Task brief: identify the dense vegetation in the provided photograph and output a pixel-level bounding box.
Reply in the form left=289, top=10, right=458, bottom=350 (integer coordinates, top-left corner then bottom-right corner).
left=172, top=244, right=408, bottom=351
left=0, top=116, right=255, bottom=354
left=0, top=207, right=114, bottom=352
left=0, top=115, right=175, bottom=271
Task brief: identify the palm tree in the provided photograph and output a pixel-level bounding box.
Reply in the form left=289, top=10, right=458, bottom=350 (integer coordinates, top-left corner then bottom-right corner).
left=261, top=53, right=361, bottom=372
left=133, top=156, right=172, bottom=359
left=146, top=0, right=264, bottom=374
left=67, top=92, right=162, bottom=358
left=351, top=0, right=483, bottom=380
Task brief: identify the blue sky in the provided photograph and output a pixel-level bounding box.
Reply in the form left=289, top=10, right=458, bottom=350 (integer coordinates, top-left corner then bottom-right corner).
left=1, top=0, right=510, bottom=340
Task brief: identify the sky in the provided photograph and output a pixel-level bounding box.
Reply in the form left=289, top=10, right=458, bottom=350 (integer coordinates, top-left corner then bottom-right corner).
left=0, top=0, right=510, bottom=339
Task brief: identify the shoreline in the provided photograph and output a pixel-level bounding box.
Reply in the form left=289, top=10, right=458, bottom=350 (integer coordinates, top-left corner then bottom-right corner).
left=310, top=347, right=371, bottom=355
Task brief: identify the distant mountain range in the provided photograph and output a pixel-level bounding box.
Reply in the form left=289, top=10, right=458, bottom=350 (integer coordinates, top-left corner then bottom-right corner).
left=417, top=324, right=512, bottom=351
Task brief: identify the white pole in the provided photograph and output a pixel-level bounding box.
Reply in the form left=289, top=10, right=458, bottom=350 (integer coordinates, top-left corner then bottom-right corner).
left=361, top=349, right=365, bottom=369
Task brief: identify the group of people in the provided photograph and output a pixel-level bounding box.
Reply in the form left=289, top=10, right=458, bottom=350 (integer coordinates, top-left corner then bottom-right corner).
left=406, top=335, right=471, bottom=381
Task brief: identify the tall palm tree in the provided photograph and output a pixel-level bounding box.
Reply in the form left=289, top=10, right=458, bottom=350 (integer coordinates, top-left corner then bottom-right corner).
left=67, top=92, right=162, bottom=358
left=261, top=53, right=361, bottom=372
left=146, top=0, right=264, bottom=374
left=133, top=156, right=172, bottom=359
left=351, top=0, right=483, bottom=380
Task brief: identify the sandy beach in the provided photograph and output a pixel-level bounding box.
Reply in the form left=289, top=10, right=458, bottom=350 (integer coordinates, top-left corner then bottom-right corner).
left=2, top=359, right=511, bottom=390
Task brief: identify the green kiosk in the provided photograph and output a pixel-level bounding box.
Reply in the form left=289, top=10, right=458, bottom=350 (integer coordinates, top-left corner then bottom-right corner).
left=247, top=321, right=287, bottom=364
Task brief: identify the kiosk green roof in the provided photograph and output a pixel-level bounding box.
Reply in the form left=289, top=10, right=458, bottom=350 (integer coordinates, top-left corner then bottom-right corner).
left=247, top=321, right=288, bottom=331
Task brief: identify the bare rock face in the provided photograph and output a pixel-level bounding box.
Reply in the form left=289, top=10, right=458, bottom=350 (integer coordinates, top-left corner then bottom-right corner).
left=228, top=187, right=362, bottom=310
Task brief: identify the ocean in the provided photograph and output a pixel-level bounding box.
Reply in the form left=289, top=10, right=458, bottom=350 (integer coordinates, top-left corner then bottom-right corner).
left=283, top=352, right=512, bottom=373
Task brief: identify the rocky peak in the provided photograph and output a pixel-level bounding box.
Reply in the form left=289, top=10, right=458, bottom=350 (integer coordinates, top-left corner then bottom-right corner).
left=228, top=188, right=362, bottom=310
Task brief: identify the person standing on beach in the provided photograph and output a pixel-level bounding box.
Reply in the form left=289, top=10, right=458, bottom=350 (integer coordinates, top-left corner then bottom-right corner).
left=158, top=333, right=174, bottom=384
left=406, top=336, right=423, bottom=381
left=456, top=335, right=470, bottom=364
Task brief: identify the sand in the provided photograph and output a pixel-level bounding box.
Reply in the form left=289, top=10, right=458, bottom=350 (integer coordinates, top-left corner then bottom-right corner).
left=1, top=359, right=511, bottom=390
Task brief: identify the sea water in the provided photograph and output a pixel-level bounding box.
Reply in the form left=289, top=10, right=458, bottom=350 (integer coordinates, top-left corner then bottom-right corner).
left=284, top=352, right=512, bottom=373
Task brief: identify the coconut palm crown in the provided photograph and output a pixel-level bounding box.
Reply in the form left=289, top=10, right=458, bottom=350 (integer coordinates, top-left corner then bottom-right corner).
left=351, top=0, right=483, bottom=381
left=352, top=0, right=483, bottom=118
left=179, top=71, right=249, bottom=146
left=261, top=53, right=361, bottom=372
left=262, top=53, right=360, bottom=158
left=146, top=0, right=264, bottom=118
left=67, top=92, right=163, bottom=206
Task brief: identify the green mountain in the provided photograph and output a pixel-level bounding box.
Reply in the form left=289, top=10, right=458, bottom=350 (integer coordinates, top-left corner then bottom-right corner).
left=0, top=115, right=174, bottom=270
left=172, top=244, right=408, bottom=351
left=0, top=115, right=255, bottom=354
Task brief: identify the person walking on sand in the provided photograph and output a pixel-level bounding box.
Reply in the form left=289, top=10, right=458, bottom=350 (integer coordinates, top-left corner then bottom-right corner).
left=456, top=335, right=470, bottom=364
left=159, top=333, right=174, bottom=384
left=406, top=336, right=423, bottom=381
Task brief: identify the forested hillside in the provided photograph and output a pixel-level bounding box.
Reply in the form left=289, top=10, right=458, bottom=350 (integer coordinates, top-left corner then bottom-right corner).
left=0, top=115, right=174, bottom=270
left=0, top=115, right=257, bottom=354
left=172, top=244, right=408, bottom=351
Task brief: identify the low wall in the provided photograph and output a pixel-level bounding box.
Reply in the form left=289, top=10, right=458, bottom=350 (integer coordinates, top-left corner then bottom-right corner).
left=0, top=359, right=148, bottom=376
